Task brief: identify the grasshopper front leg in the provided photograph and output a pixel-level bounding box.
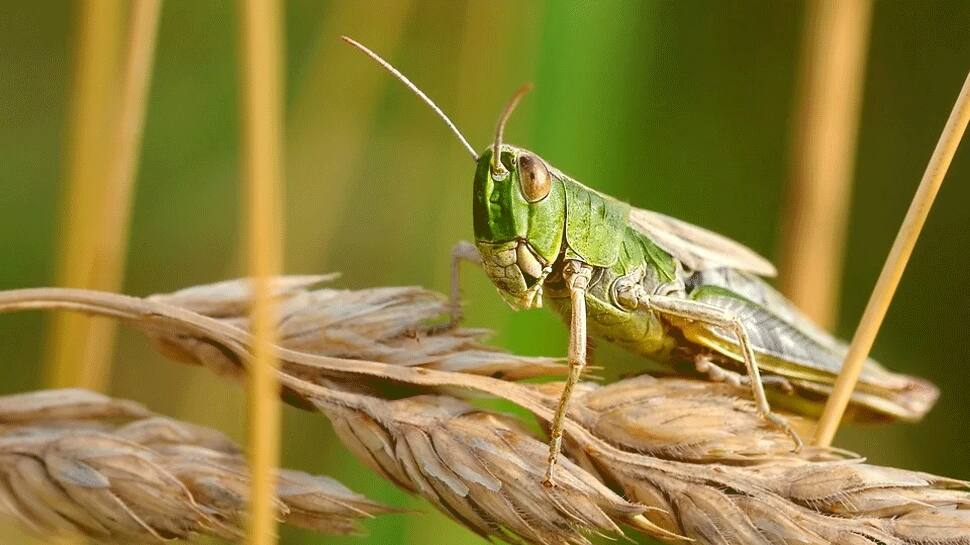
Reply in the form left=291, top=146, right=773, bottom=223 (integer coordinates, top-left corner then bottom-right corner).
left=446, top=241, right=482, bottom=327
left=646, top=294, right=803, bottom=450
left=543, top=260, right=593, bottom=487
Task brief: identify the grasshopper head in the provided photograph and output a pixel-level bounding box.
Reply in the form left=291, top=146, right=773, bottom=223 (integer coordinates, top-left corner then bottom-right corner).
left=341, top=38, right=565, bottom=309
left=472, top=145, right=565, bottom=310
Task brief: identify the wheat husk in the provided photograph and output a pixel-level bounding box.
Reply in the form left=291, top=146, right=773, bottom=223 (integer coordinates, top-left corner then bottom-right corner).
left=146, top=275, right=564, bottom=381
left=0, top=278, right=967, bottom=545
left=0, top=389, right=390, bottom=542
left=321, top=391, right=641, bottom=545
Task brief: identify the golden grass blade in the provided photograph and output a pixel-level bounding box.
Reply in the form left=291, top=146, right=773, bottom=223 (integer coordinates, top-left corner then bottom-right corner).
left=0, top=389, right=390, bottom=542
left=80, top=0, right=163, bottom=391
left=237, top=0, right=285, bottom=544
left=44, top=0, right=123, bottom=389
left=778, top=0, right=872, bottom=329
left=813, top=71, right=970, bottom=447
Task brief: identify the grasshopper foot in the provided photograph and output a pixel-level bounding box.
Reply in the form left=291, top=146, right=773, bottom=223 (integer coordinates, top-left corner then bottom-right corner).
left=444, top=302, right=464, bottom=329
left=542, top=449, right=560, bottom=488
left=765, top=411, right=803, bottom=452
left=768, top=375, right=796, bottom=395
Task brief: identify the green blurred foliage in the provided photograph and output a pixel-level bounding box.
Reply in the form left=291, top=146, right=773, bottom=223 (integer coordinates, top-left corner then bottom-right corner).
left=0, top=1, right=968, bottom=544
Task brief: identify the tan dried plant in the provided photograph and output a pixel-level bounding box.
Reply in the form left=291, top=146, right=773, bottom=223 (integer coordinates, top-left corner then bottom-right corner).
left=0, top=277, right=968, bottom=545
left=0, top=388, right=390, bottom=542
left=145, top=274, right=564, bottom=381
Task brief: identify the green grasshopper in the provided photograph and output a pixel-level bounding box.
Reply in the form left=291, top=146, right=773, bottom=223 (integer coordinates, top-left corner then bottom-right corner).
left=343, top=37, right=939, bottom=486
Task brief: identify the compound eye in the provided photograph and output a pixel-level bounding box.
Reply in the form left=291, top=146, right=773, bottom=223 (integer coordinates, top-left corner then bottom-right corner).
left=517, top=152, right=551, bottom=202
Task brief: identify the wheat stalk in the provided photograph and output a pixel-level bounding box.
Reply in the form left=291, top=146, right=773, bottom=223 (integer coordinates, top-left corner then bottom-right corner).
left=814, top=70, right=970, bottom=446
left=44, top=0, right=123, bottom=390
left=0, top=389, right=391, bottom=543
left=0, top=278, right=967, bottom=544
left=236, top=0, right=286, bottom=542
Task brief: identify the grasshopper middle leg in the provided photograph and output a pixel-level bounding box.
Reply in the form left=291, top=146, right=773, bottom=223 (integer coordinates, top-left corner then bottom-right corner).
left=695, top=354, right=794, bottom=393
left=543, top=260, right=593, bottom=487
left=647, top=295, right=803, bottom=450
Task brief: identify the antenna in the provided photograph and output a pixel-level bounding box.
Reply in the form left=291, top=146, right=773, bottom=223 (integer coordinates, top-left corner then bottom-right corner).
left=491, top=83, right=533, bottom=176
left=342, top=36, right=478, bottom=161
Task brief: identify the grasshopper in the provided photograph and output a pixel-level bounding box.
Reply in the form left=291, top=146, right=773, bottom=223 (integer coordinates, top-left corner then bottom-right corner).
left=343, top=37, right=939, bottom=486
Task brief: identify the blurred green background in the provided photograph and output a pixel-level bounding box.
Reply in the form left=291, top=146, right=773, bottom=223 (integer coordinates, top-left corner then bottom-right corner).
left=0, top=1, right=968, bottom=544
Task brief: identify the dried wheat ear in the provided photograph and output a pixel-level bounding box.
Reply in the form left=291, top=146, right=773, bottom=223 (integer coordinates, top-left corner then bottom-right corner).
left=0, top=388, right=391, bottom=542
left=0, top=276, right=967, bottom=545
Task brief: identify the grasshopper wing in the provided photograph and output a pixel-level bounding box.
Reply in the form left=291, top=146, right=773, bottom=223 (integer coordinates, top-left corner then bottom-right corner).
left=628, top=208, right=777, bottom=276
left=688, top=267, right=843, bottom=352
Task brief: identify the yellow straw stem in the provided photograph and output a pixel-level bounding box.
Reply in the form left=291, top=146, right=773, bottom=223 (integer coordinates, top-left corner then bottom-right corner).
left=44, top=0, right=123, bottom=389
left=238, top=0, right=285, bottom=544
left=83, top=0, right=163, bottom=390
left=813, top=71, right=970, bottom=447
left=285, top=1, right=412, bottom=272
left=778, top=0, right=872, bottom=329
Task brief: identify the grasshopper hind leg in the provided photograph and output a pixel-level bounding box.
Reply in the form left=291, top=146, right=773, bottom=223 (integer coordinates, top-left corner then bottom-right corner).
left=647, top=295, right=803, bottom=451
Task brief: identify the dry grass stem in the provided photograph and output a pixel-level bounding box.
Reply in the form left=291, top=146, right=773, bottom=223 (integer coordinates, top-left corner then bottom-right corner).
left=814, top=71, right=970, bottom=446
left=0, top=279, right=968, bottom=544
left=237, top=0, right=286, bottom=543
left=0, top=389, right=390, bottom=543
left=44, top=0, right=123, bottom=390
left=74, top=0, right=164, bottom=390
left=779, top=0, right=872, bottom=328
